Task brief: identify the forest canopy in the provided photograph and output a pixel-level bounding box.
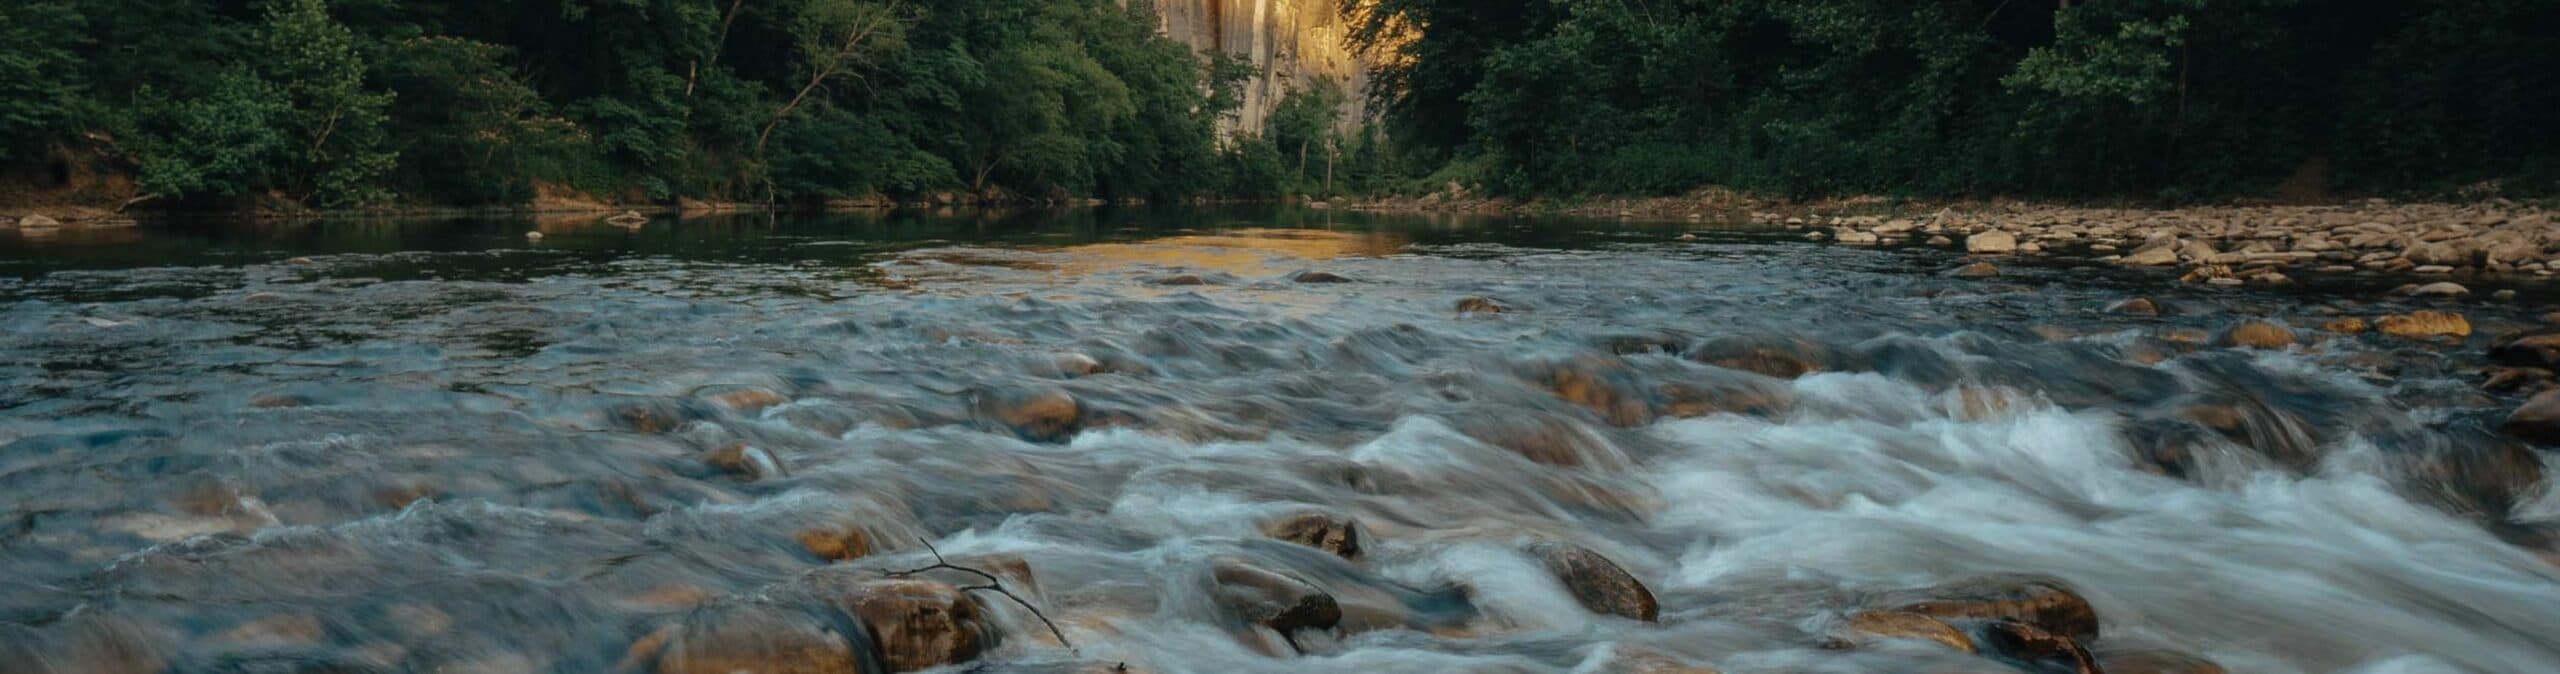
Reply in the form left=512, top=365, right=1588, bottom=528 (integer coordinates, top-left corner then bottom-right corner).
left=0, top=0, right=1309, bottom=209
left=1340, top=0, right=2560, bottom=199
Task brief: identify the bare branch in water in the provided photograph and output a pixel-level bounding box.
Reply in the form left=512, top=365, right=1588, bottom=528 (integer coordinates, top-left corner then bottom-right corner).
left=883, top=536, right=1073, bottom=650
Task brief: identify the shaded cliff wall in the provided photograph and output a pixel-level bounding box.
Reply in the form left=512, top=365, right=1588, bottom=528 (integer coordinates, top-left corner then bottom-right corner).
left=1150, top=0, right=1367, bottom=134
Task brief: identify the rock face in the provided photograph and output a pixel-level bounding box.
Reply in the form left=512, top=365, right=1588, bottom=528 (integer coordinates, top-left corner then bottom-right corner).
left=1529, top=542, right=1658, bottom=622
left=1154, top=0, right=1369, bottom=134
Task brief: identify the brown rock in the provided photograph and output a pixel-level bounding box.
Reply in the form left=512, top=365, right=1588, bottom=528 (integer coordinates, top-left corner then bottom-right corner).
left=2489, top=333, right=2560, bottom=369
left=1966, top=231, right=2019, bottom=254
left=2484, top=367, right=2554, bottom=393
left=1455, top=296, right=1511, bottom=315
left=2323, top=317, right=2369, bottom=335
left=1210, top=560, right=1341, bottom=645
left=1839, top=610, right=1975, bottom=652
left=1977, top=619, right=2102, bottom=674
left=2213, top=321, right=2297, bottom=350
left=1529, top=542, right=1658, bottom=622
left=978, top=387, right=1081, bottom=442
left=2374, top=311, right=2471, bottom=340
left=1686, top=334, right=1844, bottom=379
left=703, top=442, right=785, bottom=481
left=795, top=525, right=873, bottom=562
left=1261, top=512, right=1364, bottom=561
left=834, top=580, right=997, bottom=672
left=1520, top=354, right=1654, bottom=427
left=1872, top=574, right=2100, bottom=641
left=654, top=601, right=865, bottom=674
left=707, top=387, right=790, bottom=412
left=2105, top=298, right=2162, bottom=316
left=2502, top=390, right=2560, bottom=445
left=1151, top=274, right=1207, bottom=286
left=1291, top=271, right=1352, bottom=284
left=1950, top=262, right=2000, bottom=278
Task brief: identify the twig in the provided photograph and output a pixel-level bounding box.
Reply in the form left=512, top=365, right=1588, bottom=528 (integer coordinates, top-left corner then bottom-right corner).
left=883, top=536, right=1073, bottom=650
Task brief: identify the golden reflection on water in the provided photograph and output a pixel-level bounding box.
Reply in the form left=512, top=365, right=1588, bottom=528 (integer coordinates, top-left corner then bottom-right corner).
left=1044, top=228, right=1409, bottom=278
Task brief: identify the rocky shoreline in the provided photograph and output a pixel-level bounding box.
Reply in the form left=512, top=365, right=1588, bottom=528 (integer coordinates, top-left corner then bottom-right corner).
left=1347, top=191, right=2560, bottom=284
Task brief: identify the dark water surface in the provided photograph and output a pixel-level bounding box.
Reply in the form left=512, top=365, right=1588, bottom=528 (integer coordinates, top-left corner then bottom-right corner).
left=3, top=207, right=2557, bottom=673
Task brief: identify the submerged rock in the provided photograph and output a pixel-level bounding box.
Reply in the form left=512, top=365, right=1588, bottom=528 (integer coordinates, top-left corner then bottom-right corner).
left=1839, top=610, right=1976, bottom=652
left=1870, top=574, right=2100, bottom=641
left=2375, top=311, right=2471, bottom=340
left=1455, top=296, right=1511, bottom=314
left=1528, top=542, right=1657, bottom=622
left=2502, top=390, right=2560, bottom=445
left=2214, top=321, right=2297, bottom=350
left=653, top=601, right=870, bottom=674
left=2323, top=317, right=2370, bottom=335
left=703, top=442, right=785, bottom=481
left=977, top=387, right=1082, bottom=442
left=1260, top=512, right=1364, bottom=561
left=1210, top=560, right=1342, bottom=648
left=2489, top=333, right=2560, bottom=369
left=1290, top=271, right=1352, bottom=284
left=2105, top=298, right=2162, bottom=316
left=1950, top=262, right=2000, bottom=278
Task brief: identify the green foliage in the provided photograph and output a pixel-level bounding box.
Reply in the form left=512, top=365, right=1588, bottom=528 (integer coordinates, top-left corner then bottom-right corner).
left=0, top=2, right=88, bottom=161
left=1349, top=0, right=2560, bottom=198
left=2, top=0, right=1247, bottom=208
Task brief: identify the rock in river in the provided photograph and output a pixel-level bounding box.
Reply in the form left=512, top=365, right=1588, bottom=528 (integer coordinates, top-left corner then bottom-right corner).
left=653, top=600, right=871, bottom=674
left=1966, top=231, right=2019, bottom=254
left=1261, top=511, right=1364, bottom=561
left=2214, top=320, right=2296, bottom=350
left=1529, top=541, right=1657, bottom=622
left=2374, top=311, right=2470, bottom=340
left=2502, top=389, right=2560, bottom=445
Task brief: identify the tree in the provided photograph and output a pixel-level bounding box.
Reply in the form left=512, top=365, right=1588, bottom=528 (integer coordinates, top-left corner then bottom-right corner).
left=263, top=0, right=398, bottom=206
left=0, top=1, right=87, bottom=161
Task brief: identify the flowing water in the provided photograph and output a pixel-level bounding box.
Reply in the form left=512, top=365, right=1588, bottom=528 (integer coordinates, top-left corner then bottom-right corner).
left=3, top=207, right=2558, bottom=674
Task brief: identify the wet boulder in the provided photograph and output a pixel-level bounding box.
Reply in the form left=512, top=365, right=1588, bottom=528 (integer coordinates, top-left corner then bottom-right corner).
left=1966, top=231, right=2019, bottom=254
left=653, top=600, right=872, bottom=674
left=1260, top=512, right=1365, bottom=561
left=703, top=442, right=786, bottom=481
left=2489, top=333, right=2560, bottom=369
left=1210, top=560, right=1342, bottom=649
left=1870, top=574, right=2099, bottom=641
left=1528, top=542, right=1657, bottom=622
left=2213, top=321, right=2296, bottom=350
left=1455, top=296, right=1511, bottom=315
left=1515, top=354, right=1655, bottom=427
left=1686, top=333, right=1851, bottom=379
left=2105, top=298, right=2163, bottom=317
left=1290, top=271, right=1352, bottom=284
left=1150, top=274, right=1208, bottom=286
left=1838, top=610, right=1976, bottom=653
left=796, top=573, right=1000, bottom=673
left=2375, top=311, right=2470, bottom=340
left=794, top=524, right=873, bottom=563
left=1976, top=619, right=2102, bottom=674
left=2323, top=317, right=2370, bottom=335
left=1950, top=262, right=2000, bottom=278
left=975, top=387, right=1082, bottom=442
left=2502, top=390, right=2560, bottom=446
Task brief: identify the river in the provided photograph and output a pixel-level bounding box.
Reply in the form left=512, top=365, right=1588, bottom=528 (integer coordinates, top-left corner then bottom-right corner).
left=3, top=206, right=2555, bottom=673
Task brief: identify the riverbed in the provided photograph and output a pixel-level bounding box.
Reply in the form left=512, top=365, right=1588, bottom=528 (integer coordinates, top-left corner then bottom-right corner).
left=3, top=207, right=2555, bottom=673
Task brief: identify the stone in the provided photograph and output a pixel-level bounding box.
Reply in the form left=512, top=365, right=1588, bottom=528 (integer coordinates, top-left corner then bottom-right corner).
left=1529, top=542, right=1657, bottom=622
left=1839, top=610, right=1974, bottom=652
left=2214, top=321, right=2296, bottom=350
left=795, top=525, right=873, bottom=562
left=1455, top=296, right=1511, bottom=315
left=2484, top=367, right=2553, bottom=393
left=1260, top=512, right=1364, bottom=561
left=2406, top=281, right=2470, bottom=297
left=1871, top=574, right=2101, bottom=641
left=2105, top=298, right=2162, bottom=317
left=1290, top=271, right=1352, bottom=284
left=2502, top=390, right=2560, bottom=445
left=1151, top=274, right=1208, bottom=286
left=1210, top=560, right=1341, bottom=644
left=977, top=387, right=1081, bottom=442
left=2120, top=244, right=2180, bottom=266
left=706, top=387, right=790, bottom=412
left=1976, top=619, right=2103, bottom=674
left=2491, top=333, right=2560, bottom=369
left=703, top=442, right=785, bottom=481
left=653, top=601, right=865, bottom=674
left=819, top=578, right=998, bottom=672
left=2374, top=311, right=2470, bottom=340
left=1926, top=235, right=1954, bottom=246
left=1966, top=231, right=2019, bottom=254
left=1517, top=354, right=1654, bottom=427
left=2323, top=317, right=2370, bottom=335
left=1950, top=262, right=1999, bottom=278
left=525, top=231, right=544, bottom=240
left=1834, top=230, right=1880, bottom=245
left=17, top=214, right=62, bottom=228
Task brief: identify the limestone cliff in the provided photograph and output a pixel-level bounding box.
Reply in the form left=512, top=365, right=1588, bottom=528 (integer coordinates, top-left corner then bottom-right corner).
left=1149, top=0, right=1368, bottom=134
